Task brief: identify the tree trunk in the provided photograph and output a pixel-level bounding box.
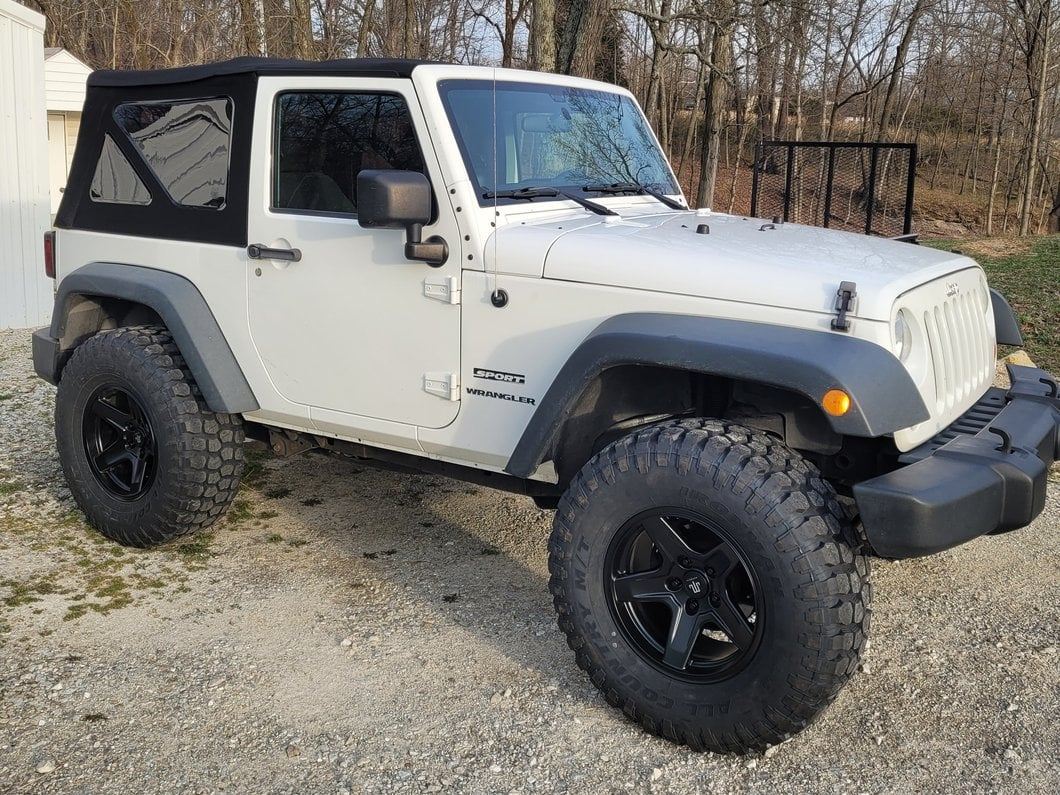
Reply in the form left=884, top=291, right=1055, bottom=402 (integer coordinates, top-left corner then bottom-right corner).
left=876, top=0, right=928, bottom=141
left=1018, top=0, right=1052, bottom=236
left=1048, top=180, right=1060, bottom=232
left=697, top=3, right=734, bottom=209
left=532, top=0, right=556, bottom=71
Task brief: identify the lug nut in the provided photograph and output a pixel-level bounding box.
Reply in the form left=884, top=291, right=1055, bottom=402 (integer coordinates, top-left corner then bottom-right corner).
left=706, top=567, right=715, bottom=577
left=678, top=556, right=692, bottom=568
left=709, top=592, right=721, bottom=607
left=666, top=577, right=682, bottom=591
left=687, top=599, right=700, bottom=613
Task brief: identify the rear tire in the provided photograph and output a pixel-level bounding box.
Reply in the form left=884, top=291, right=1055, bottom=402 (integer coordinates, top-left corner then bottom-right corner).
left=55, top=326, right=244, bottom=547
left=548, top=419, right=870, bottom=752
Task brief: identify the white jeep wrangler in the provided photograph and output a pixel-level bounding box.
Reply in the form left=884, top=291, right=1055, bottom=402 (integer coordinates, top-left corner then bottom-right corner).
left=33, top=58, right=1060, bottom=752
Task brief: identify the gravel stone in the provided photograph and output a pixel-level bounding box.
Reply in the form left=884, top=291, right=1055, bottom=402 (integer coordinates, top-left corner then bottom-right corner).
left=0, top=327, right=1058, bottom=793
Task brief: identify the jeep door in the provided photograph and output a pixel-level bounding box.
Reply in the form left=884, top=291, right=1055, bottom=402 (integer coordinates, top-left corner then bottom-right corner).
left=246, top=77, right=461, bottom=432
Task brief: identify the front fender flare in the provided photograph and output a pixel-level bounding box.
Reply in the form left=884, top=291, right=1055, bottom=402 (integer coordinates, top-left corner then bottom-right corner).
left=46, top=263, right=258, bottom=414
left=505, top=313, right=928, bottom=478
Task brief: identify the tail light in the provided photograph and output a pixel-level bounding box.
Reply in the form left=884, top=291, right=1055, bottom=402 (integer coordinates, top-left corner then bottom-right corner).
left=44, top=231, right=55, bottom=279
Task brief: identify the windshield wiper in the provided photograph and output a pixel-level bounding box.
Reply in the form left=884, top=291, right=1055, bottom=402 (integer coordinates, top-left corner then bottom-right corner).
left=483, top=187, right=561, bottom=200
left=483, top=186, right=617, bottom=216
left=582, top=182, right=687, bottom=211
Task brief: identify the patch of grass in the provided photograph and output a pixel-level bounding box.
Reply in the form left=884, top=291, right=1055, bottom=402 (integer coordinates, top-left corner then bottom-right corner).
left=264, top=487, right=292, bottom=499
left=0, top=393, right=13, bottom=401
left=241, top=449, right=268, bottom=489
left=225, top=499, right=254, bottom=526
left=287, top=539, right=309, bottom=548
left=1, top=577, right=61, bottom=607
left=265, top=533, right=283, bottom=544
left=174, top=532, right=215, bottom=562
left=257, top=509, right=279, bottom=520
left=927, top=236, right=1060, bottom=373
left=0, top=482, right=26, bottom=497
left=300, top=497, right=323, bottom=507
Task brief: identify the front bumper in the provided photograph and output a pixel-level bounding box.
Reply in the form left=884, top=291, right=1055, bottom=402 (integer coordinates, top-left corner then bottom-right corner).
left=854, top=364, right=1060, bottom=558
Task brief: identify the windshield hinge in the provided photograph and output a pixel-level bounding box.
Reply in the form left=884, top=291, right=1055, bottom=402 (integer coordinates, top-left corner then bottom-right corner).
left=831, top=281, right=857, bottom=332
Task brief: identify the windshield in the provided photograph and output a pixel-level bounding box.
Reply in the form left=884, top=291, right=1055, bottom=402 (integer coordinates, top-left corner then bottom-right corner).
left=438, top=80, right=678, bottom=204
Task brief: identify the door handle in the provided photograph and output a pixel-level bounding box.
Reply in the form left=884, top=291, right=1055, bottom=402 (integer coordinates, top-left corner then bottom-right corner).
left=248, top=244, right=302, bottom=262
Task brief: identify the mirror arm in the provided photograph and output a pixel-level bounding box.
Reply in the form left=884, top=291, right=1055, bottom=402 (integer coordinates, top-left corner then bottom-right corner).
left=404, top=222, right=448, bottom=267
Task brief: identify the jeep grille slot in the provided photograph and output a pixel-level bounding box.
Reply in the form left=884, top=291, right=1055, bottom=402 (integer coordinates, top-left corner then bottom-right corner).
left=923, top=290, right=993, bottom=414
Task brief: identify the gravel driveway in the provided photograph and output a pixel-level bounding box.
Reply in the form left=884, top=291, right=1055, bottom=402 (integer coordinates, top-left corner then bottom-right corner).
left=1, top=327, right=1057, bottom=794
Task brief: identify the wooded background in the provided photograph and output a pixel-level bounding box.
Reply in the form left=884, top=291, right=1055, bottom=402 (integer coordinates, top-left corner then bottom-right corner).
left=20, top=0, right=1060, bottom=235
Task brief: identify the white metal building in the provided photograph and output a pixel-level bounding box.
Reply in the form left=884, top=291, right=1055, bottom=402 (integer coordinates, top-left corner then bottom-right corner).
left=44, top=47, right=90, bottom=215
left=0, top=0, right=51, bottom=329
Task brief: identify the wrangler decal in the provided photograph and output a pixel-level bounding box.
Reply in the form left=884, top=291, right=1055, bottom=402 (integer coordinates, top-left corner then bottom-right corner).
left=465, top=387, right=536, bottom=405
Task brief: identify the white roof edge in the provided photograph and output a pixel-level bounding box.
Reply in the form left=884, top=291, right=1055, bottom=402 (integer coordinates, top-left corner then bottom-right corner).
left=43, top=47, right=93, bottom=74
left=0, top=0, right=45, bottom=32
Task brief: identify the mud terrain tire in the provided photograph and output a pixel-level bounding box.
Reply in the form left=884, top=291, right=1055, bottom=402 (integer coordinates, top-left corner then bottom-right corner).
left=55, top=326, right=244, bottom=547
left=548, top=419, right=870, bottom=752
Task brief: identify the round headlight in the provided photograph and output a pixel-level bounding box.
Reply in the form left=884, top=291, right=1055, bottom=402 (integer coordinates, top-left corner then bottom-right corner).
left=894, top=310, right=913, bottom=361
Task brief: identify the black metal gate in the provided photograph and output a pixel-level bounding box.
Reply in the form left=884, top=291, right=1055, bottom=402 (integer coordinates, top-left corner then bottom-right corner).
left=750, top=141, right=917, bottom=237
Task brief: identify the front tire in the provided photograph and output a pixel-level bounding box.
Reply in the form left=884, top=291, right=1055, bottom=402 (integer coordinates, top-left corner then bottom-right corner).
left=548, top=419, right=870, bottom=752
left=55, top=326, right=244, bottom=547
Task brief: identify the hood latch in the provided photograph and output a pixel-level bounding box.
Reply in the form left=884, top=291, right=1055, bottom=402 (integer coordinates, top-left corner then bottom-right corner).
left=831, top=281, right=857, bottom=332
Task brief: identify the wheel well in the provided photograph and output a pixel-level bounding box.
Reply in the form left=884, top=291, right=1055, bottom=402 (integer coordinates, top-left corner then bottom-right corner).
left=55, top=294, right=164, bottom=363
left=549, top=366, right=844, bottom=486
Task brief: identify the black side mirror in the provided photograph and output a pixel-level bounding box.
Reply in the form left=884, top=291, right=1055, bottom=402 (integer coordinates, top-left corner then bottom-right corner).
left=356, top=170, right=448, bottom=267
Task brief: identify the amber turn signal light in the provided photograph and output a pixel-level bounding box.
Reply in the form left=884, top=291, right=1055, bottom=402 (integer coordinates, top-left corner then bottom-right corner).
left=822, top=389, right=851, bottom=416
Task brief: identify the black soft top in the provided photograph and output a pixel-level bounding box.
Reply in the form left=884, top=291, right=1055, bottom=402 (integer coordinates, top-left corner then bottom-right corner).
left=88, top=56, right=432, bottom=88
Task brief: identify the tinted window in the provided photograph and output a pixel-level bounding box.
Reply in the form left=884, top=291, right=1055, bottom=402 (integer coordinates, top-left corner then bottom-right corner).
left=274, top=92, right=425, bottom=215
left=91, top=134, right=151, bottom=205
left=113, top=98, right=232, bottom=208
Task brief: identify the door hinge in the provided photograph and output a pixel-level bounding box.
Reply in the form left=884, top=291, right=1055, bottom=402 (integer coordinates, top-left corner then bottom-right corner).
left=424, top=275, right=461, bottom=305
left=424, top=372, right=460, bottom=401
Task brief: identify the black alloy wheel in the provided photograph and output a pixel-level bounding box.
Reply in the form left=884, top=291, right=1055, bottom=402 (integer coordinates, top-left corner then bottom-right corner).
left=82, top=385, right=158, bottom=501
left=605, top=509, right=761, bottom=681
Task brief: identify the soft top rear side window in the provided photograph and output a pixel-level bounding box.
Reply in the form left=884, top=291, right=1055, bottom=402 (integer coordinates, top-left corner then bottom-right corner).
left=91, top=134, right=151, bottom=205
left=111, top=97, right=233, bottom=209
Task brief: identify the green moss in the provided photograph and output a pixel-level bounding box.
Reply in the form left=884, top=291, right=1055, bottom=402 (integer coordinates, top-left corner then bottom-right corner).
left=0, top=482, right=26, bottom=497
left=265, top=533, right=283, bottom=543
left=174, top=532, right=215, bottom=561
left=225, top=499, right=254, bottom=526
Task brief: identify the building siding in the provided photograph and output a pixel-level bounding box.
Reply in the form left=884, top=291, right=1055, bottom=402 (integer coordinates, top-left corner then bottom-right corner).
left=0, top=0, right=51, bottom=329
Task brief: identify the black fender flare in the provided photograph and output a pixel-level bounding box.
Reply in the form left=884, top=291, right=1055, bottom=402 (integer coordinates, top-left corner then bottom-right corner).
left=990, top=289, right=1023, bottom=347
left=44, top=263, right=258, bottom=414
left=504, top=313, right=929, bottom=478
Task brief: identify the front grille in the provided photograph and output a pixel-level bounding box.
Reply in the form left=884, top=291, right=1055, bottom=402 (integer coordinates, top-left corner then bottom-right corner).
left=922, top=290, right=993, bottom=414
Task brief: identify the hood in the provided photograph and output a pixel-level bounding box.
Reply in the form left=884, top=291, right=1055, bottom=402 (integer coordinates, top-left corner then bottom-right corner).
left=487, top=207, right=980, bottom=320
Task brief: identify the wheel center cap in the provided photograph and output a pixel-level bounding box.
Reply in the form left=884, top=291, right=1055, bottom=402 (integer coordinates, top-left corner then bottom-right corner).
left=684, top=573, right=707, bottom=596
